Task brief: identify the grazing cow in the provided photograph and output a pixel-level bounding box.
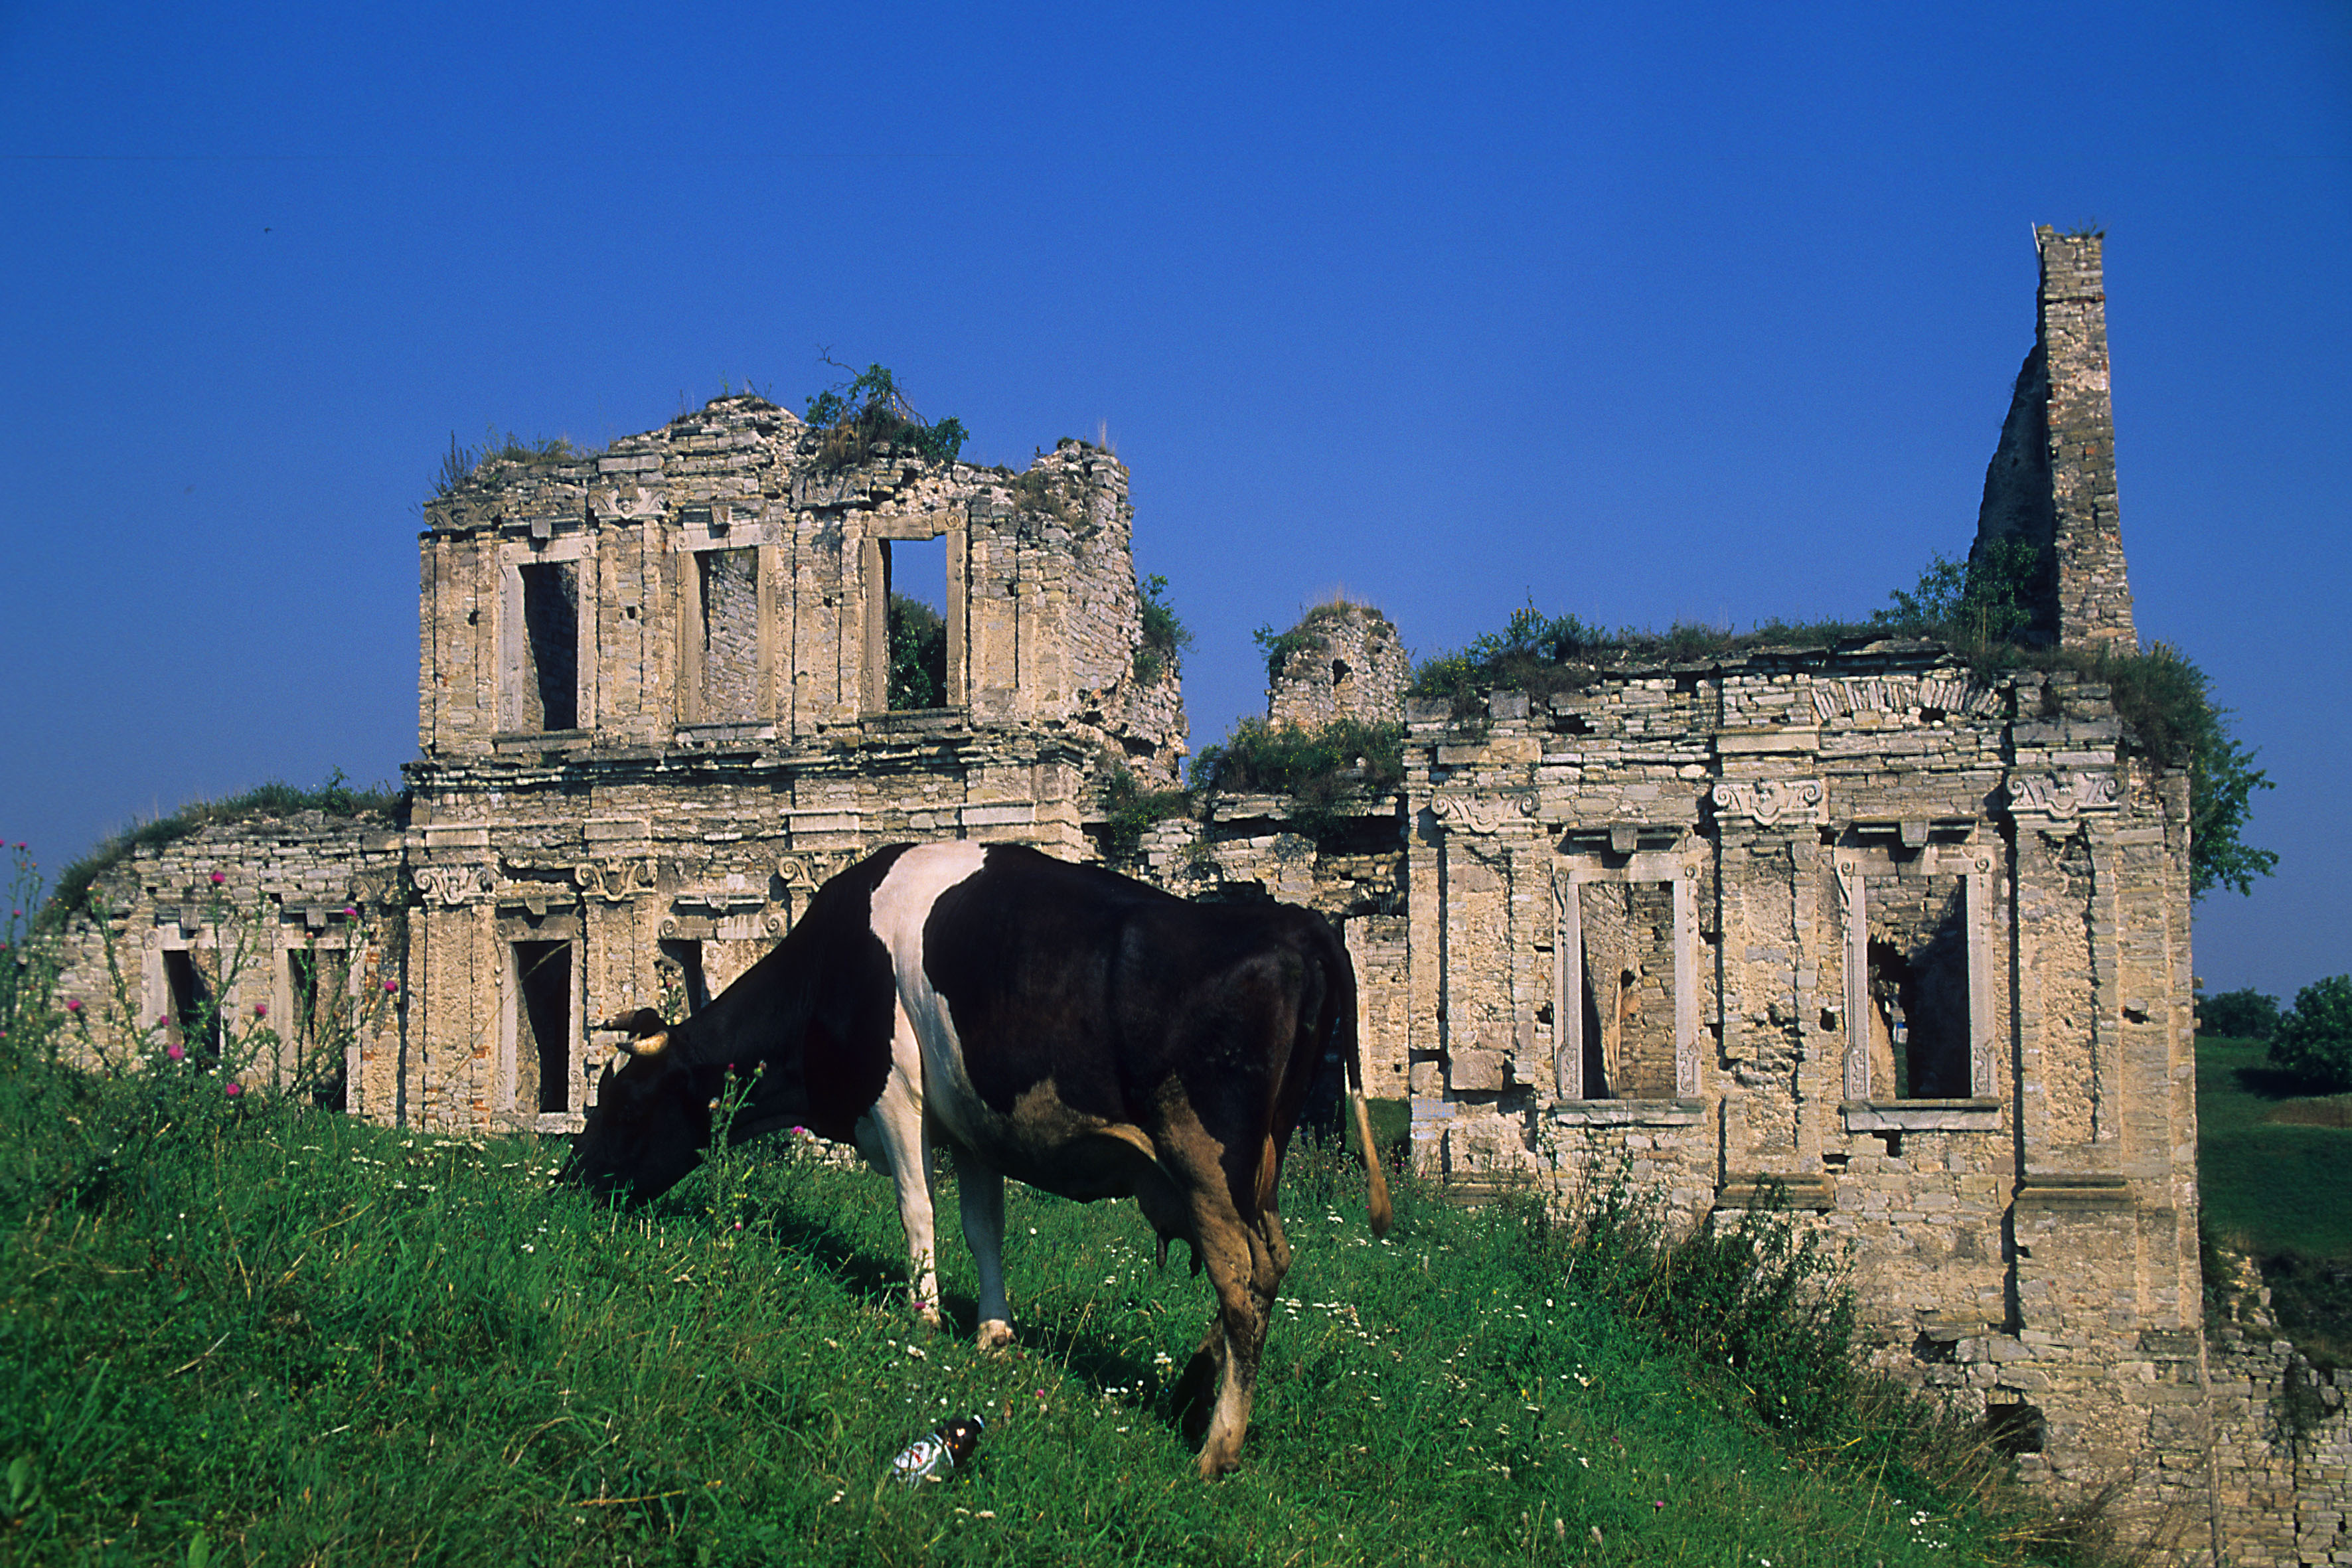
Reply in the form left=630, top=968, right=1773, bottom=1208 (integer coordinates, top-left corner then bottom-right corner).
left=565, top=840, right=1391, bottom=1477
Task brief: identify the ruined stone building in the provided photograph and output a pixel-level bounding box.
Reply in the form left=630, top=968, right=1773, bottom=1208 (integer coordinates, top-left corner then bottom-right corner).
left=50, top=230, right=2343, bottom=1561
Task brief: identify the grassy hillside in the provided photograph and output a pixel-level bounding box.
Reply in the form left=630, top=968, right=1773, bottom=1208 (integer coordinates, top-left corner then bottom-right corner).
left=2197, top=1034, right=2352, bottom=1362
left=0, top=1058, right=2094, bottom=1565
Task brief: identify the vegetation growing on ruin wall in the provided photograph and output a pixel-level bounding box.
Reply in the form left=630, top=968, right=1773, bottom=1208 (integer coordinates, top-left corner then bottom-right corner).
left=803, top=361, right=967, bottom=469
left=1409, top=542, right=2274, bottom=901
left=47, top=773, right=404, bottom=919
left=1190, top=718, right=1407, bottom=844
left=1133, top=573, right=1192, bottom=686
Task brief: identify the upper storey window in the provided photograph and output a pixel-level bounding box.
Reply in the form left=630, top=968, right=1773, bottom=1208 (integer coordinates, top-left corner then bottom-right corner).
left=505, top=558, right=580, bottom=732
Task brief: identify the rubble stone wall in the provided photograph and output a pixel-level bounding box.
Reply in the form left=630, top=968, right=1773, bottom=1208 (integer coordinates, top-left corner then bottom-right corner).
left=52, top=811, right=406, bottom=1117
left=1267, top=602, right=1411, bottom=730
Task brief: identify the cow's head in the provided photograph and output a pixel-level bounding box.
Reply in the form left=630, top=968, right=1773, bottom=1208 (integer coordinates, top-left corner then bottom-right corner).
left=562, top=1008, right=725, bottom=1202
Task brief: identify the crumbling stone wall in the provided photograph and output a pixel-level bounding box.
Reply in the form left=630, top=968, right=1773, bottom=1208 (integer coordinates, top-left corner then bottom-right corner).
left=1974, top=226, right=2136, bottom=650
left=1401, top=649, right=2203, bottom=1541
left=1267, top=602, right=1410, bottom=729
left=401, top=400, right=1186, bottom=1133
left=52, top=810, right=406, bottom=1116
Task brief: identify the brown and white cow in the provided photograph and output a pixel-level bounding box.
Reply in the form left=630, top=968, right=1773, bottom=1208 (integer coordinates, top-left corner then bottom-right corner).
left=564, top=840, right=1391, bottom=1477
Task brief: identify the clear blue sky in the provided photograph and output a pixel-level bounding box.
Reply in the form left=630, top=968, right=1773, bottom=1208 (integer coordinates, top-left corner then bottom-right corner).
left=2, top=2, right=2345, bottom=998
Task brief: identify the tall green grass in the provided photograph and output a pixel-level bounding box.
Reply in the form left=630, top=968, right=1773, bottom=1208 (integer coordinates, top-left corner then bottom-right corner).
left=0, top=1027, right=2090, bottom=1565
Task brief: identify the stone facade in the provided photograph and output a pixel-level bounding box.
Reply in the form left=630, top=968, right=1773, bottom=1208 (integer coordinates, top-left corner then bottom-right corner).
left=399, top=401, right=1185, bottom=1133
left=1395, top=650, right=2216, bottom=1530
left=1265, top=601, right=1411, bottom=730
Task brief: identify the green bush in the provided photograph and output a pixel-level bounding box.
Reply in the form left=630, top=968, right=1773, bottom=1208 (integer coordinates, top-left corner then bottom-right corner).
left=1095, top=759, right=1190, bottom=864
left=2201, top=986, right=2282, bottom=1041
left=1189, top=718, right=1405, bottom=842
left=2272, top=976, right=2352, bottom=1093
left=803, top=363, right=967, bottom=469
left=1133, top=573, right=1192, bottom=685
left=1875, top=535, right=2045, bottom=645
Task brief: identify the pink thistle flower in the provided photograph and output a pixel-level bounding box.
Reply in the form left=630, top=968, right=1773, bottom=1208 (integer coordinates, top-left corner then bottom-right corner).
left=63, top=997, right=82, bottom=1014
left=167, top=1042, right=186, bottom=1061
left=225, top=1081, right=242, bottom=1097
left=343, top=905, right=358, bottom=918
left=383, top=979, right=399, bottom=994
left=254, top=1001, right=269, bottom=1018
left=209, top=870, right=225, bottom=886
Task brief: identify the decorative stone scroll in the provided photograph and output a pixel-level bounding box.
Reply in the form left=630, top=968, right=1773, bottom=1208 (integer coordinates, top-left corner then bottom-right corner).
left=2005, top=771, right=2118, bottom=819
left=1709, top=777, right=1825, bottom=827
left=573, top=859, right=654, bottom=903
left=775, top=850, right=856, bottom=891
left=1431, top=793, right=1537, bottom=834
left=415, top=864, right=495, bottom=907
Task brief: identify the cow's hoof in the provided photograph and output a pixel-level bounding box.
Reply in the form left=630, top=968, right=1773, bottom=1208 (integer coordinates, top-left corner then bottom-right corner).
left=917, top=1304, right=947, bottom=1334
left=1195, top=1439, right=1241, bottom=1479
left=976, top=1319, right=1014, bottom=1352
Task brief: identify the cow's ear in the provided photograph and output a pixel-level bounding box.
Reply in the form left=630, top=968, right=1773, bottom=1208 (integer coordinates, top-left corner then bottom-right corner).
left=594, top=1007, right=666, bottom=1038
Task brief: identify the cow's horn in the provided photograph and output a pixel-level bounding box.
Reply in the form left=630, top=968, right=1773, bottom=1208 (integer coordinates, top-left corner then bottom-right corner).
left=619, top=1029, right=671, bottom=1058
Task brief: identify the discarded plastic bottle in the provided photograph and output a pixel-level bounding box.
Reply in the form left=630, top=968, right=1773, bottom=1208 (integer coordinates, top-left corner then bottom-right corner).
left=890, top=1414, right=984, bottom=1485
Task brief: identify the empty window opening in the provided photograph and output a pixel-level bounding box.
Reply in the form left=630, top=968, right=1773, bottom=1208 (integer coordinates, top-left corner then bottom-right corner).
left=694, top=548, right=761, bottom=722
left=163, top=949, right=214, bottom=1063
left=1864, top=879, right=1972, bottom=1098
left=1573, top=882, right=1679, bottom=1099
left=886, top=536, right=949, bottom=710
left=657, top=939, right=710, bottom=1018
left=285, top=948, right=321, bottom=1050
left=517, top=561, right=579, bottom=731
left=513, top=940, right=572, bottom=1115
left=286, top=947, right=351, bottom=1111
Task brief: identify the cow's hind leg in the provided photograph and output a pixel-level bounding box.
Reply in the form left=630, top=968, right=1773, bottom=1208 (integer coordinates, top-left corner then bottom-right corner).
left=1184, top=1188, right=1289, bottom=1478
left=951, top=1145, right=1014, bottom=1350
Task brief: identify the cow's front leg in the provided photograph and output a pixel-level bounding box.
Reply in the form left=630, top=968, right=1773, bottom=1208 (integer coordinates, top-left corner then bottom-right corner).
left=858, top=1079, right=945, bottom=1332
left=951, top=1145, right=1014, bottom=1350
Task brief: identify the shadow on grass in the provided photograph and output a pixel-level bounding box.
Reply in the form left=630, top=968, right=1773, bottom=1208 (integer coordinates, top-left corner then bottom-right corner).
left=2232, top=1061, right=2328, bottom=1101
left=652, top=1170, right=1206, bottom=1441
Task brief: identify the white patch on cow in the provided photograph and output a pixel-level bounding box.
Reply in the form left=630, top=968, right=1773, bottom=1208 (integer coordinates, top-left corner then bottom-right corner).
left=868, top=842, right=994, bottom=1146
left=866, top=842, right=995, bottom=1328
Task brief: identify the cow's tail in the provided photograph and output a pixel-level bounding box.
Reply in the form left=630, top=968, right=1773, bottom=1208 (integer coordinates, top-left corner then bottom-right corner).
left=1326, top=921, right=1393, bottom=1241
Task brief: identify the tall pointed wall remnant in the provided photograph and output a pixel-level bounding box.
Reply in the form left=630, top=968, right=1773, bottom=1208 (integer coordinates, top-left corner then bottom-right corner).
left=1974, top=226, right=2137, bottom=650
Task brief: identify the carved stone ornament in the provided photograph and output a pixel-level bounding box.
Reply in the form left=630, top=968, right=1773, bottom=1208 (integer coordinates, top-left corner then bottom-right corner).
left=1430, top=793, right=1537, bottom=834
left=415, top=864, right=495, bottom=907
left=573, top=859, right=655, bottom=903
left=775, top=851, right=855, bottom=890
left=1710, top=777, right=1825, bottom=827
left=2006, top=771, right=2119, bottom=819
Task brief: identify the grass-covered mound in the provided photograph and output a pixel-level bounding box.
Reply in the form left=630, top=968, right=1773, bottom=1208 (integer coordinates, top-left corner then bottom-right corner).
left=2197, top=1034, right=2352, bottom=1364
left=0, top=1038, right=2096, bottom=1565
